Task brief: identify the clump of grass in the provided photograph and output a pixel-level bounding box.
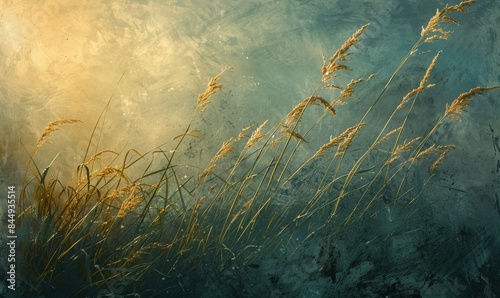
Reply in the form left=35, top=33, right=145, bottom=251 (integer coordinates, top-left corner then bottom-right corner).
left=17, top=1, right=498, bottom=296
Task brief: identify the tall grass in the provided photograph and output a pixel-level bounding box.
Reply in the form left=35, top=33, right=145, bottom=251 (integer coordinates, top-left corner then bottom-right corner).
left=17, top=1, right=498, bottom=296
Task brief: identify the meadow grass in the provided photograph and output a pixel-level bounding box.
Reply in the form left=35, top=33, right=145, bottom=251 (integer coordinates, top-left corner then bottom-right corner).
left=17, top=1, right=499, bottom=296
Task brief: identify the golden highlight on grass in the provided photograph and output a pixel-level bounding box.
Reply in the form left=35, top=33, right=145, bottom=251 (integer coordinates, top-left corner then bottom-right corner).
left=340, top=78, right=364, bottom=99
left=385, top=137, right=421, bottom=166
left=35, top=118, right=82, bottom=153
left=398, top=51, right=441, bottom=110
left=378, top=127, right=402, bottom=144
left=321, top=24, right=369, bottom=82
left=281, top=129, right=308, bottom=143
left=245, top=120, right=268, bottom=148
left=117, top=195, right=142, bottom=218
left=430, top=145, right=459, bottom=173
left=199, top=138, right=235, bottom=180
left=95, top=166, right=126, bottom=178
left=445, top=86, right=500, bottom=120
left=105, top=184, right=137, bottom=201
left=313, top=123, right=365, bottom=158
left=197, top=67, right=233, bottom=111
left=285, top=95, right=336, bottom=129
left=421, top=0, right=475, bottom=40
left=85, top=150, right=119, bottom=165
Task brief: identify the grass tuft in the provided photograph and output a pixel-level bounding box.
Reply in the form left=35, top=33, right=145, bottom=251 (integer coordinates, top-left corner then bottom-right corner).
left=16, top=1, right=499, bottom=296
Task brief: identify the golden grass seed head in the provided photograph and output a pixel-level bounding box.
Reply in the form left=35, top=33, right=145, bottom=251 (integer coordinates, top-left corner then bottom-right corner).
left=393, top=137, right=421, bottom=156
left=199, top=163, right=216, bottom=180
left=35, top=118, right=82, bottom=152
left=245, top=120, right=269, bottom=148
left=85, top=150, right=119, bottom=165
left=430, top=146, right=455, bottom=173
left=340, top=79, right=363, bottom=99
left=280, top=129, right=308, bottom=143
left=445, top=86, right=500, bottom=120
left=213, top=138, right=235, bottom=161
left=421, top=1, right=475, bottom=40
left=313, top=123, right=365, bottom=158
left=378, top=127, right=402, bottom=144
left=117, top=195, right=142, bottom=218
left=197, top=67, right=233, bottom=112
left=95, top=166, right=126, bottom=178
left=321, top=24, right=369, bottom=82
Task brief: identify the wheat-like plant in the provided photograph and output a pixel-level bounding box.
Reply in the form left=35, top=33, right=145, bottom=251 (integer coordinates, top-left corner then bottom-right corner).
left=34, top=118, right=82, bottom=153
